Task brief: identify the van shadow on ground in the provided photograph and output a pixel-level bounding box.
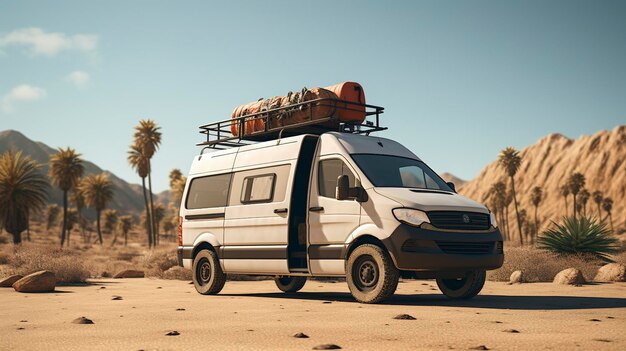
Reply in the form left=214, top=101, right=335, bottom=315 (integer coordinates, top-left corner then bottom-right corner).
left=219, top=291, right=626, bottom=310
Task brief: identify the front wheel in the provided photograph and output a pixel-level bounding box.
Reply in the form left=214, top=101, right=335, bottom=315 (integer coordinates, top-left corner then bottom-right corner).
left=274, top=276, right=307, bottom=292
left=436, top=270, right=486, bottom=299
left=346, top=244, right=399, bottom=304
left=192, top=249, right=227, bottom=295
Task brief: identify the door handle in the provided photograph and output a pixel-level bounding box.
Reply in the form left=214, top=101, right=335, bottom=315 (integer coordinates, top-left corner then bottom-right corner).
left=274, top=208, right=288, bottom=214
left=309, top=206, right=324, bottom=212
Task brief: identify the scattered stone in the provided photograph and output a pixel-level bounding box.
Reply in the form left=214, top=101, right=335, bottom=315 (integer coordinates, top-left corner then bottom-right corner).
left=492, top=321, right=503, bottom=324
left=17, top=327, right=25, bottom=330
left=508, top=271, right=523, bottom=284
left=313, top=344, right=341, bottom=350
left=469, top=346, right=489, bottom=350
left=0, top=275, right=24, bottom=287
left=176, top=308, right=186, bottom=311
left=188, top=282, right=193, bottom=285
left=165, top=331, right=180, bottom=336
left=553, top=268, right=586, bottom=285
left=99, top=287, right=106, bottom=289
left=157, top=287, right=162, bottom=289
left=393, top=314, right=416, bottom=320
left=112, top=295, right=123, bottom=300
left=594, top=263, right=626, bottom=282
left=113, top=270, right=145, bottom=279
left=503, top=329, right=520, bottom=333
left=293, top=332, right=309, bottom=338
left=12, top=271, right=56, bottom=293
left=589, top=318, right=601, bottom=322
left=72, top=317, right=94, bottom=325
left=20, top=320, right=27, bottom=323
left=322, top=301, right=332, bottom=304
left=606, top=316, right=615, bottom=319
left=247, top=329, right=254, bottom=332
left=593, top=338, right=612, bottom=342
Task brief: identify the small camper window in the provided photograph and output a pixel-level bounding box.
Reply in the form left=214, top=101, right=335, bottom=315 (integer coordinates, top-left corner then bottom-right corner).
left=241, top=174, right=276, bottom=204
left=185, top=173, right=232, bottom=209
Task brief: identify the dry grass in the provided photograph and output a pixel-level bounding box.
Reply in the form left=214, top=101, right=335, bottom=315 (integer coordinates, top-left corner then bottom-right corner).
left=6, top=244, right=91, bottom=284
left=487, top=247, right=604, bottom=282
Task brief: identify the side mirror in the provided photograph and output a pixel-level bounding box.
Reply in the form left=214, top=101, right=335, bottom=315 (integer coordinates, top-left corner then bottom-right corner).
left=336, top=175, right=350, bottom=201
left=446, top=182, right=456, bottom=193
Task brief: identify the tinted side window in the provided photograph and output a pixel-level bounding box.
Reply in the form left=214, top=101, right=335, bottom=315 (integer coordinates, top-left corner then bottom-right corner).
left=241, top=174, right=275, bottom=204
left=318, top=159, right=356, bottom=198
left=185, top=173, right=232, bottom=209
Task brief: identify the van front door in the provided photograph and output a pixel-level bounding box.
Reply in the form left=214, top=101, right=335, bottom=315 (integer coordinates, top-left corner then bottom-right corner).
left=308, top=156, right=361, bottom=275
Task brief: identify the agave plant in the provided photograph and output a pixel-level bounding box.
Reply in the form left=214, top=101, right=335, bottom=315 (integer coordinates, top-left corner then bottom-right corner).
left=537, top=216, right=619, bottom=262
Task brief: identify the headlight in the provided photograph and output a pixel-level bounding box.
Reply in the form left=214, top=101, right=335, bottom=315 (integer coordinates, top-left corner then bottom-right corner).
left=490, top=212, right=498, bottom=228
left=393, top=208, right=430, bottom=227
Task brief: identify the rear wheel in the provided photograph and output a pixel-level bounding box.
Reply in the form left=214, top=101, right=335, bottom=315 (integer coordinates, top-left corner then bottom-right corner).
left=346, top=244, right=399, bottom=304
left=436, top=270, right=485, bottom=299
left=192, top=249, right=227, bottom=295
left=274, top=276, right=307, bottom=292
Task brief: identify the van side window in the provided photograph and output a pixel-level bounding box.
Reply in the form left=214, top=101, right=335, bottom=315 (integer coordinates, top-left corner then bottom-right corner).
left=318, top=159, right=356, bottom=198
left=241, top=174, right=276, bottom=204
left=185, top=173, right=232, bottom=209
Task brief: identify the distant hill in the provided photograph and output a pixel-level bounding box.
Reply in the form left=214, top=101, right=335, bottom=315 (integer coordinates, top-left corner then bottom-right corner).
left=440, top=172, right=466, bottom=188
left=459, top=126, right=625, bottom=233
left=0, top=129, right=146, bottom=216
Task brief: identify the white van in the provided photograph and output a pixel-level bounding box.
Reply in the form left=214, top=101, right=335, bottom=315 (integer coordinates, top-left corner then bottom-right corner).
left=178, top=129, right=504, bottom=303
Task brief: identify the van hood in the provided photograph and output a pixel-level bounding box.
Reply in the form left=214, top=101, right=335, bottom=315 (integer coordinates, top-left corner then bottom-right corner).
left=373, top=188, right=489, bottom=214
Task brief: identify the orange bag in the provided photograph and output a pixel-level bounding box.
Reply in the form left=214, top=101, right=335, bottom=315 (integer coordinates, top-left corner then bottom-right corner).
left=230, top=100, right=265, bottom=137
left=324, top=82, right=366, bottom=123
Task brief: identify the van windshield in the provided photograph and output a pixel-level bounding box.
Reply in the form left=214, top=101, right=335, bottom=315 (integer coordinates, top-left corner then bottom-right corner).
left=351, top=154, right=453, bottom=191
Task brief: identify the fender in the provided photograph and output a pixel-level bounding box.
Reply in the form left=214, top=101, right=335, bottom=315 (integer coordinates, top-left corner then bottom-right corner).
left=192, top=232, right=221, bottom=249
left=344, top=219, right=402, bottom=265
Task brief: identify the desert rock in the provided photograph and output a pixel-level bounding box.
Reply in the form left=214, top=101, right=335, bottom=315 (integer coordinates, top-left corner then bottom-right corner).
left=0, top=274, right=23, bottom=287
left=594, top=263, right=626, bottom=282
left=393, top=314, right=416, bottom=320
left=313, top=344, right=342, bottom=350
left=72, top=317, right=94, bottom=324
left=12, top=271, right=56, bottom=293
left=113, top=270, right=145, bottom=279
left=553, top=268, right=586, bottom=285
left=509, top=271, right=523, bottom=284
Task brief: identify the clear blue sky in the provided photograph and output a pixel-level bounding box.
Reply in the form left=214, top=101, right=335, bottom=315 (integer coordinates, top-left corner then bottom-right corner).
left=1, top=0, right=624, bottom=192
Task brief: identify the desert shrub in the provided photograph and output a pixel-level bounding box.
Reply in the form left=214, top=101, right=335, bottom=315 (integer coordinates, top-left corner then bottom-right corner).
left=0, top=235, right=9, bottom=244
left=487, top=247, right=602, bottom=282
left=162, top=266, right=192, bottom=280
left=0, top=252, right=9, bottom=265
left=144, top=248, right=178, bottom=278
left=537, top=216, right=620, bottom=262
left=613, top=251, right=626, bottom=266
left=8, top=245, right=91, bottom=283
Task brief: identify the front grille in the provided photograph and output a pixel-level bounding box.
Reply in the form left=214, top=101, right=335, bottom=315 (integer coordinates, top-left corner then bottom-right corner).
left=436, top=241, right=494, bottom=255
left=427, top=211, right=490, bottom=231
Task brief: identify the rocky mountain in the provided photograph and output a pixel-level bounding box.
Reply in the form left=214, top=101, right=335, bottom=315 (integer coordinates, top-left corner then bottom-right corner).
left=0, top=129, right=146, bottom=216
left=458, top=126, right=625, bottom=234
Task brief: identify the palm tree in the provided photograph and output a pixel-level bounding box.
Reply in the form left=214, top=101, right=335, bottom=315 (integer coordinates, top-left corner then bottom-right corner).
left=80, top=173, right=114, bottom=245
left=133, top=119, right=162, bottom=245
left=171, top=175, right=187, bottom=206
left=602, top=197, right=614, bottom=233
left=49, top=148, right=84, bottom=247
left=153, top=203, right=166, bottom=242
left=63, top=207, right=80, bottom=237
left=530, top=186, right=542, bottom=242
left=567, top=172, right=586, bottom=218
left=128, top=144, right=153, bottom=247
left=498, top=147, right=523, bottom=245
left=489, top=181, right=507, bottom=240
left=45, top=204, right=60, bottom=233
left=118, top=215, right=133, bottom=246
left=103, top=209, right=118, bottom=234
left=70, top=181, right=87, bottom=244
left=592, top=191, right=603, bottom=219
left=578, top=189, right=590, bottom=217
left=560, top=184, right=570, bottom=216
left=169, top=168, right=183, bottom=188
left=0, top=151, right=49, bottom=244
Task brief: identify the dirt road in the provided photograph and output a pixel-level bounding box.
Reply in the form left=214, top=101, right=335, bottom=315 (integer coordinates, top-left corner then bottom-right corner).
left=1, top=279, right=625, bottom=350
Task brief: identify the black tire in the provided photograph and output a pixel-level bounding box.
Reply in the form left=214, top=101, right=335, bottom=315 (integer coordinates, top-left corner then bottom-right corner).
left=436, top=270, right=486, bottom=299
left=274, top=276, right=307, bottom=292
left=192, top=249, right=227, bottom=295
left=346, top=244, right=399, bottom=304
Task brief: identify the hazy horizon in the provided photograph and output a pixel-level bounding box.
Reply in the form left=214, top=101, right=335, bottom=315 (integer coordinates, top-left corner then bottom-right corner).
left=1, top=0, right=625, bottom=192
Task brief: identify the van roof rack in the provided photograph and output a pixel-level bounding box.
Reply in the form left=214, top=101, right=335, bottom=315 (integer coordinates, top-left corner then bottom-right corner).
left=198, top=98, right=385, bottom=149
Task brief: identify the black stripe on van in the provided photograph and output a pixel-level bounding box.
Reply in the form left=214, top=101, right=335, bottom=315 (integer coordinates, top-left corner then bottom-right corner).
left=221, top=246, right=287, bottom=260
left=185, top=213, right=225, bottom=220
left=308, top=244, right=346, bottom=260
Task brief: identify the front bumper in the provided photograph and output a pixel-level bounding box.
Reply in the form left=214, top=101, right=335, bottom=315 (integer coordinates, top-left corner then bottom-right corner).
left=382, top=224, right=504, bottom=271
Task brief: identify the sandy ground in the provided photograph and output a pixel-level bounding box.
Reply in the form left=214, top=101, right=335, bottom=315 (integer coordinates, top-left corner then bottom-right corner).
left=1, top=279, right=625, bottom=351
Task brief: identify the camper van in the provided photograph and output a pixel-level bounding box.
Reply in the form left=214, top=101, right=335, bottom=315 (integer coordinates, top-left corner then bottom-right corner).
left=177, top=92, right=503, bottom=303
